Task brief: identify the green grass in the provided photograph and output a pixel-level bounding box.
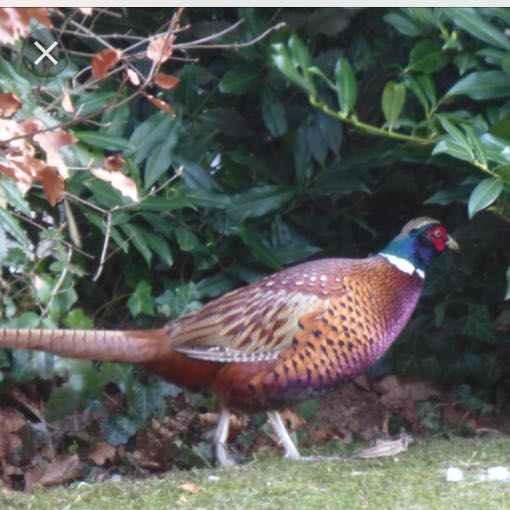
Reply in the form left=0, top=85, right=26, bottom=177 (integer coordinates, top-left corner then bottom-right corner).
left=2, top=437, right=510, bottom=510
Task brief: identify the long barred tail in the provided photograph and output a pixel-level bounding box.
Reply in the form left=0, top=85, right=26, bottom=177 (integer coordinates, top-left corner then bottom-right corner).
left=0, top=328, right=170, bottom=363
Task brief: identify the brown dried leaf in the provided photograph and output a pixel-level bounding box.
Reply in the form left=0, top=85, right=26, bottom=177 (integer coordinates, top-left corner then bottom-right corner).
left=34, top=130, right=78, bottom=178
left=23, top=465, right=45, bottom=493
left=142, top=92, right=175, bottom=116
left=147, top=34, right=175, bottom=63
left=39, top=454, right=82, bottom=486
left=0, top=408, right=26, bottom=433
left=280, top=409, right=306, bottom=430
left=0, top=432, right=22, bottom=458
left=17, top=8, right=52, bottom=30
left=91, top=168, right=139, bottom=202
left=61, top=89, right=74, bottom=113
left=104, top=154, right=126, bottom=171
left=178, top=482, right=203, bottom=493
left=89, top=441, right=116, bottom=466
left=126, top=68, right=141, bottom=86
left=91, top=48, right=122, bottom=80
left=0, top=92, right=21, bottom=118
left=154, top=73, right=180, bottom=90
left=0, top=8, right=51, bottom=45
left=0, top=119, right=36, bottom=157
left=39, top=165, right=64, bottom=206
left=0, top=156, right=47, bottom=194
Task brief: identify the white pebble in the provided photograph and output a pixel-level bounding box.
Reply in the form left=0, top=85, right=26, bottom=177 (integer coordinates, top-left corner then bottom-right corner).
left=446, top=467, right=464, bottom=482
left=487, top=466, right=510, bottom=481
left=208, top=475, right=220, bottom=481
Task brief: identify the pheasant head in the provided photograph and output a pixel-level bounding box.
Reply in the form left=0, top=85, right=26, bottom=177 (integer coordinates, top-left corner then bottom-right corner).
left=379, top=217, right=459, bottom=278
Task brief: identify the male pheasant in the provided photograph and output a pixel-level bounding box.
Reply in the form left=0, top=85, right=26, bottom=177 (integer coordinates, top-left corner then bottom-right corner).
left=0, top=217, right=458, bottom=465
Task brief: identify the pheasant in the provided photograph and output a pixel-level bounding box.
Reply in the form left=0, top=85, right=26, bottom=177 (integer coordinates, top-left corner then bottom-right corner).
left=0, top=217, right=457, bottom=465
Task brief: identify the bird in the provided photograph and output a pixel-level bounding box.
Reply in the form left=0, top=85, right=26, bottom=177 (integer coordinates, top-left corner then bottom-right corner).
left=0, top=217, right=458, bottom=465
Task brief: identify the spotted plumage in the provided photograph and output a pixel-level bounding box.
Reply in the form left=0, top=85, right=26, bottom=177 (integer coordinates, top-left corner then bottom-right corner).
left=0, top=217, right=458, bottom=465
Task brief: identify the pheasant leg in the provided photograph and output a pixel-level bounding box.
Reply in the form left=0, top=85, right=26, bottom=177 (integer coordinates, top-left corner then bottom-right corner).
left=267, top=410, right=301, bottom=460
left=213, top=407, right=236, bottom=466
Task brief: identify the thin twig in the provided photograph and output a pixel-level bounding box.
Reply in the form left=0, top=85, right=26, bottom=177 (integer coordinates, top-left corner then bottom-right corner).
left=40, top=247, right=73, bottom=319
left=177, top=22, right=286, bottom=49
left=92, top=210, right=112, bottom=282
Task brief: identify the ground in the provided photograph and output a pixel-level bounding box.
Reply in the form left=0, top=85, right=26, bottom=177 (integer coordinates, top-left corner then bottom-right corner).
left=2, top=437, right=510, bottom=510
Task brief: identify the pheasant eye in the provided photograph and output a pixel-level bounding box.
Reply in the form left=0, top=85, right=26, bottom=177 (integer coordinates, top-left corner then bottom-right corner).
left=434, top=229, right=443, bottom=238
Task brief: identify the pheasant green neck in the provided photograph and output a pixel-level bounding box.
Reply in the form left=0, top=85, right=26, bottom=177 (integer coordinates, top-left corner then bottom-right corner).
left=378, top=236, right=428, bottom=279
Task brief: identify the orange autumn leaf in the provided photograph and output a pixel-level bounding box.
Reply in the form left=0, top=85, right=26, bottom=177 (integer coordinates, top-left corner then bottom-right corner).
left=91, top=48, right=122, bottom=80
left=91, top=168, right=139, bottom=202
left=0, top=92, right=21, bottom=117
left=147, top=34, right=175, bottom=63
left=39, top=166, right=64, bottom=206
left=142, top=92, right=175, bottom=116
left=154, top=73, right=180, bottom=90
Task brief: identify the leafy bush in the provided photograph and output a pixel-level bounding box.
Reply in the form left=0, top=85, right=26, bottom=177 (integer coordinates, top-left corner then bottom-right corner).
left=0, top=7, right=509, bottom=462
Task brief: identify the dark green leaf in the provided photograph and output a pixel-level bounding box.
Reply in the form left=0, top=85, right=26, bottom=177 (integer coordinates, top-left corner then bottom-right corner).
left=317, top=111, right=342, bottom=156
left=127, top=280, right=155, bottom=317
left=261, top=89, right=287, bottom=137
left=404, top=74, right=429, bottom=115
left=74, top=130, right=131, bottom=151
left=0, top=177, right=31, bottom=215
left=0, top=209, right=30, bottom=248
left=381, top=81, right=406, bottom=129
left=432, top=136, right=475, bottom=163
left=334, top=57, right=358, bottom=114
left=307, top=117, right=328, bottom=165
left=195, top=273, right=237, bottom=299
left=121, top=224, right=152, bottom=264
left=468, top=177, right=504, bottom=218
left=437, top=116, right=474, bottom=160
left=384, top=13, right=421, bottom=37
left=236, top=227, right=281, bottom=270
left=143, top=232, right=173, bottom=266
left=219, top=67, right=260, bottom=95
left=447, top=71, right=510, bottom=100
left=446, top=8, right=510, bottom=50
left=288, top=34, right=316, bottom=94
left=144, top=121, right=179, bottom=188
left=227, top=186, right=294, bottom=221
left=101, top=414, right=143, bottom=446
left=175, top=228, right=200, bottom=252
left=407, top=39, right=450, bottom=73
left=64, top=309, right=94, bottom=329
left=494, top=164, right=510, bottom=184
left=501, top=53, right=510, bottom=75
left=453, top=53, right=479, bottom=75
left=272, top=42, right=314, bottom=94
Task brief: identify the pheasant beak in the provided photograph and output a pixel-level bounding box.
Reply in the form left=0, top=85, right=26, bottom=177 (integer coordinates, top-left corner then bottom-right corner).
left=446, top=235, right=459, bottom=250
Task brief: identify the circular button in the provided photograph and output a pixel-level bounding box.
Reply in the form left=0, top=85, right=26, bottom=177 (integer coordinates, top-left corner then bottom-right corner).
left=21, top=28, right=69, bottom=78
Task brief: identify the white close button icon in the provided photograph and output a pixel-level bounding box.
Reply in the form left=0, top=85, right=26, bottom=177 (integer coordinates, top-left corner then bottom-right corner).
left=34, top=40, right=58, bottom=66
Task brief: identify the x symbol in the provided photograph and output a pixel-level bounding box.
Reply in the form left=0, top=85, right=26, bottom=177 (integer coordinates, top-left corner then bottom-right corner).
left=34, top=40, right=58, bottom=66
